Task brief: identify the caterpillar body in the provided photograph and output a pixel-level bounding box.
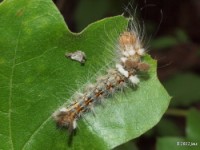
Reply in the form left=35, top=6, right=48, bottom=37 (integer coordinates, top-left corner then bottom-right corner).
left=53, top=23, right=150, bottom=133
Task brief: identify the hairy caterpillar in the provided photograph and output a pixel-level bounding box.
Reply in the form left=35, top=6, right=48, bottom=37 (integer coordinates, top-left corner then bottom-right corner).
left=53, top=18, right=150, bottom=133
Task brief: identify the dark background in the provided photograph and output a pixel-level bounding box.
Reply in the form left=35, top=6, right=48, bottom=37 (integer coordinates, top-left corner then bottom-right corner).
left=53, top=0, right=200, bottom=149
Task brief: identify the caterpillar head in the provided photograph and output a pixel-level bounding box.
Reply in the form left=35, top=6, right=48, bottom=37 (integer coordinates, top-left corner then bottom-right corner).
left=119, top=31, right=136, bottom=47
left=119, top=31, right=145, bottom=62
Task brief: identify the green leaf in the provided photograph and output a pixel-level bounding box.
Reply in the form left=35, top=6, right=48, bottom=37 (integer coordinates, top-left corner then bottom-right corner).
left=150, top=36, right=178, bottom=49
left=156, top=118, right=183, bottom=137
left=156, top=137, right=189, bottom=150
left=175, top=29, right=189, bottom=43
left=156, top=109, right=200, bottom=150
left=187, top=109, right=200, bottom=142
left=157, top=137, right=200, bottom=150
left=150, top=29, right=189, bottom=50
left=164, top=73, right=200, bottom=107
left=0, top=0, right=170, bottom=149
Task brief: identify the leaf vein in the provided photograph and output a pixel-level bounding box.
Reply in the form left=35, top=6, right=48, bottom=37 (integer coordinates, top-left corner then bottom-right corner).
left=8, top=30, right=21, bottom=150
left=21, top=116, right=51, bottom=150
left=15, top=47, right=57, bottom=66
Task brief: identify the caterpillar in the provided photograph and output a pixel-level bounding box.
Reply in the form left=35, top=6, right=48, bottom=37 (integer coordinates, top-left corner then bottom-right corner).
left=53, top=19, right=150, bottom=133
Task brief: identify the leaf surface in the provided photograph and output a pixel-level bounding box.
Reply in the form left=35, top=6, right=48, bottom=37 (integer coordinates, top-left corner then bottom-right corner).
left=156, top=109, right=200, bottom=150
left=187, top=109, right=200, bottom=142
left=164, top=73, right=200, bottom=107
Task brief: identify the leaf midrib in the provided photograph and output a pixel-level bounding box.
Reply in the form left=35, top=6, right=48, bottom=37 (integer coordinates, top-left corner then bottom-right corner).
left=8, top=30, right=21, bottom=150
left=7, top=1, right=30, bottom=149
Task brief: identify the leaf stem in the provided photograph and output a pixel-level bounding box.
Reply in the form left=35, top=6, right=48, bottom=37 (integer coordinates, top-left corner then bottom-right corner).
left=165, top=108, right=187, bottom=117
